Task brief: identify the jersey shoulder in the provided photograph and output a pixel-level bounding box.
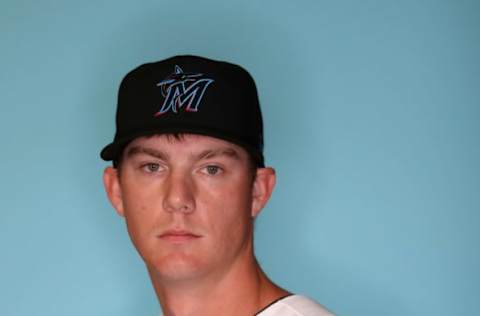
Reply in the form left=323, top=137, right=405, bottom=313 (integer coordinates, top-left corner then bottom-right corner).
left=257, top=294, right=335, bottom=316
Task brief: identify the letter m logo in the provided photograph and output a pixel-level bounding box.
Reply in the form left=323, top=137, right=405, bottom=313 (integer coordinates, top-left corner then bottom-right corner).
left=155, top=65, right=214, bottom=116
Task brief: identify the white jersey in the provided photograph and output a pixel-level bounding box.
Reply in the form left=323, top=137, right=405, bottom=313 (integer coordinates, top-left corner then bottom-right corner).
left=256, top=295, right=334, bottom=316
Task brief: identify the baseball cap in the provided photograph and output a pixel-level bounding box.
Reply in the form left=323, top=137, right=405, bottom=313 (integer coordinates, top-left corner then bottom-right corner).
left=100, top=55, right=265, bottom=167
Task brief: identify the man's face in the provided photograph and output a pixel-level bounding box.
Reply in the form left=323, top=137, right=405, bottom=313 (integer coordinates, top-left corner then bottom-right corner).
left=103, top=134, right=274, bottom=282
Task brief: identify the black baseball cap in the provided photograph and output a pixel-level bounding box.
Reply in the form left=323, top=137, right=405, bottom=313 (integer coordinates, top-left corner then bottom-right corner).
left=100, top=55, right=265, bottom=167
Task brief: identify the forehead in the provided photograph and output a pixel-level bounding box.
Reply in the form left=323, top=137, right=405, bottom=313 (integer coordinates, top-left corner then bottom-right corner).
left=123, top=133, right=250, bottom=160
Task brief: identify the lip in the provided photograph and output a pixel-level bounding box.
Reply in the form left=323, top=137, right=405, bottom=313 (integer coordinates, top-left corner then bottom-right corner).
left=158, top=230, right=201, bottom=243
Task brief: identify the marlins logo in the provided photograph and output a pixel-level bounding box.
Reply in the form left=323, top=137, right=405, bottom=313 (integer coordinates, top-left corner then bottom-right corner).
left=155, top=65, right=214, bottom=116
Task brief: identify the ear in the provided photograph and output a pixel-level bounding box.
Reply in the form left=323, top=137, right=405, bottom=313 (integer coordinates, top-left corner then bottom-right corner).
left=251, top=167, right=276, bottom=218
left=103, top=167, right=125, bottom=217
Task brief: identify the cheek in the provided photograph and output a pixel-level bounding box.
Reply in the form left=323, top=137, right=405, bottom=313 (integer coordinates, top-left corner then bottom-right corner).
left=200, top=181, right=253, bottom=239
left=120, top=184, right=162, bottom=250
left=121, top=173, right=164, bottom=216
left=123, top=187, right=157, bottom=220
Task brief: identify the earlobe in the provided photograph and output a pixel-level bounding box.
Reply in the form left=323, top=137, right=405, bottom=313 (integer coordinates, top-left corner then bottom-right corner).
left=103, top=167, right=125, bottom=217
left=251, top=167, right=276, bottom=218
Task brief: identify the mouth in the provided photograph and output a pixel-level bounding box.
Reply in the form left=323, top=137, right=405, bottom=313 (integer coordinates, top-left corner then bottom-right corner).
left=157, top=230, right=202, bottom=243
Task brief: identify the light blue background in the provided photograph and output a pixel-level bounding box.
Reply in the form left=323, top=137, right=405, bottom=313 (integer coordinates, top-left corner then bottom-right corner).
left=1, top=1, right=479, bottom=315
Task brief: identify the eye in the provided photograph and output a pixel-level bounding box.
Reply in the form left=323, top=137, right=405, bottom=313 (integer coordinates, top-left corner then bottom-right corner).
left=203, top=165, right=222, bottom=175
left=142, top=163, right=161, bottom=173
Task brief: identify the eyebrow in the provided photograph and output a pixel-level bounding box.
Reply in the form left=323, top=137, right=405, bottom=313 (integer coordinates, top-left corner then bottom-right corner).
left=125, top=145, right=241, bottom=162
left=196, top=148, right=241, bottom=161
left=126, top=146, right=169, bottom=160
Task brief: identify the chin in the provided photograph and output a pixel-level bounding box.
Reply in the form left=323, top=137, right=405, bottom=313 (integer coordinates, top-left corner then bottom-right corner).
left=149, top=252, right=207, bottom=281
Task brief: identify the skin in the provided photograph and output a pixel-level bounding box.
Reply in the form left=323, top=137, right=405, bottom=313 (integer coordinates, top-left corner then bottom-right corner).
left=103, top=134, right=289, bottom=316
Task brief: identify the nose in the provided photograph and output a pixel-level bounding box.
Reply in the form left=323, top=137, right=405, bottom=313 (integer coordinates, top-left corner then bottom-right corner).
left=162, top=171, right=195, bottom=214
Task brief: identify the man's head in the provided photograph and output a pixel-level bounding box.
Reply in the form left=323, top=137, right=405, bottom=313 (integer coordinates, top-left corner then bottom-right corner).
left=101, top=56, right=276, bottom=281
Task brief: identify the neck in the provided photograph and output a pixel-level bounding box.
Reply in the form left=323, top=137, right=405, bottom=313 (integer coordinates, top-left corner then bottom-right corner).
left=148, top=253, right=289, bottom=316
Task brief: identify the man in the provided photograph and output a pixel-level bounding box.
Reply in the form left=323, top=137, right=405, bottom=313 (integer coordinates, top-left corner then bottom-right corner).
left=101, top=55, right=333, bottom=316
